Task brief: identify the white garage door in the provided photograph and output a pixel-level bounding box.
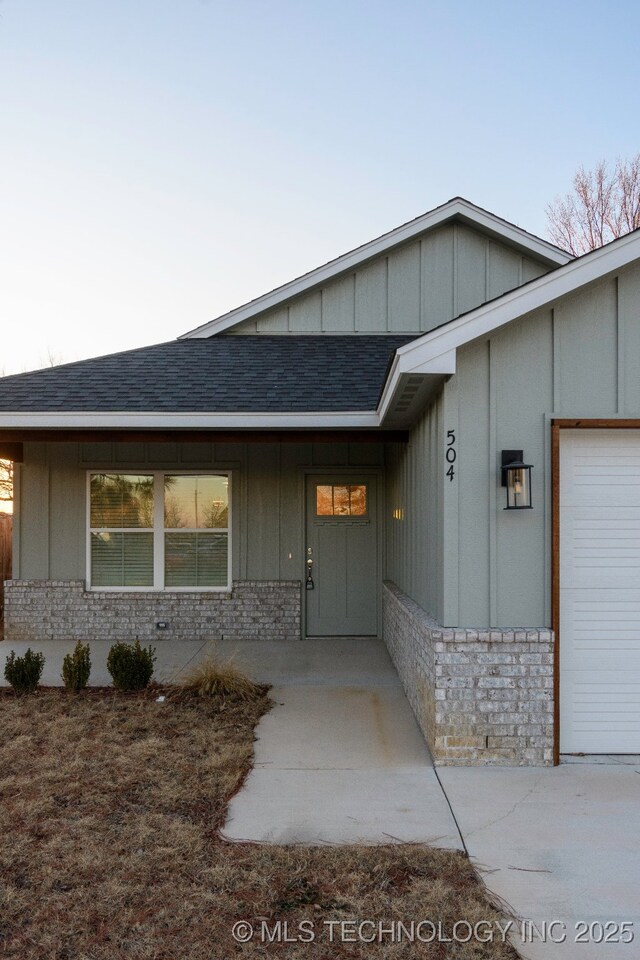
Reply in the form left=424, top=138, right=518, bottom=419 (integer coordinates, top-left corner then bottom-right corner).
left=560, top=429, right=640, bottom=753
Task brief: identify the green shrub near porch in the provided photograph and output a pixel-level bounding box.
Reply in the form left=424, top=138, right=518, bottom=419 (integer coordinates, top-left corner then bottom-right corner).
left=107, top=640, right=157, bottom=692
left=4, top=648, right=45, bottom=695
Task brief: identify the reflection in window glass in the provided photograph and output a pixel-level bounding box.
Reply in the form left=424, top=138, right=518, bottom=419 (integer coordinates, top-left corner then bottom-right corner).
left=90, top=474, right=154, bottom=528
left=316, top=484, right=367, bottom=516
left=349, top=485, right=367, bottom=515
left=89, top=472, right=230, bottom=590
left=165, top=532, right=228, bottom=587
left=316, top=485, right=333, bottom=515
left=333, top=486, right=350, bottom=515
left=164, top=475, right=229, bottom=529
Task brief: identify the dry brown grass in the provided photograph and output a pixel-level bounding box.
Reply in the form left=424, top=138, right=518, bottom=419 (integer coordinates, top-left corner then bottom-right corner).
left=0, top=688, right=519, bottom=960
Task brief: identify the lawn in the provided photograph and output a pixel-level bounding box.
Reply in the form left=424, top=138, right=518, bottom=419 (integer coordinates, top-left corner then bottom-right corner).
left=0, top=687, right=519, bottom=959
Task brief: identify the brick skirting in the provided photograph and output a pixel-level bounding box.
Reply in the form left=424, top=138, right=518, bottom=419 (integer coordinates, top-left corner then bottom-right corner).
left=383, top=581, right=554, bottom=766
left=3, top=580, right=301, bottom=643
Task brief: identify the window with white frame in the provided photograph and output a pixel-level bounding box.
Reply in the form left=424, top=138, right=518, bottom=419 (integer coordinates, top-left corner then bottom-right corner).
left=88, top=472, right=230, bottom=590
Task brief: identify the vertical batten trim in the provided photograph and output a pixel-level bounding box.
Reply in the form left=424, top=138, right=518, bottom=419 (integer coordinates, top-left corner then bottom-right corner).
left=616, top=275, right=624, bottom=414
left=418, top=238, right=424, bottom=331
left=488, top=340, right=498, bottom=625
left=352, top=271, right=356, bottom=332
left=385, top=257, right=390, bottom=332
left=13, top=458, right=21, bottom=579
left=452, top=223, right=459, bottom=319
left=44, top=444, right=51, bottom=580
left=484, top=243, right=490, bottom=304
left=276, top=442, right=282, bottom=577
left=240, top=443, right=248, bottom=579
left=551, top=420, right=560, bottom=766
left=551, top=307, right=560, bottom=412
left=543, top=411, right=552, bottom=625
left=442, top=377, right=459, bottom=626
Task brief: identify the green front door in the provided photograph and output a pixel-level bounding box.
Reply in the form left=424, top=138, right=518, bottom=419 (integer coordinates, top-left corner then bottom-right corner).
left=305, top=475, right=378, bottom=637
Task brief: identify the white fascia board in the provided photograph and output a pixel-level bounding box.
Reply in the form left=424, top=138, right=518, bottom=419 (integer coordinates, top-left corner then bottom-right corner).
left=377, top=350, right=456, bottom=422
left=392, top=229, right=640, bottom=376
left=181, top=199, right=570, bottom=339
left=0, top=411, right=380, bottom=429
left=405, top=350, right=458, bottom=375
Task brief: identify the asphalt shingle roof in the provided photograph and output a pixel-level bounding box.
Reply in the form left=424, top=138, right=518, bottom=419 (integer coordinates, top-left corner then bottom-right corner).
left=0, top=335, right=415, bottom=413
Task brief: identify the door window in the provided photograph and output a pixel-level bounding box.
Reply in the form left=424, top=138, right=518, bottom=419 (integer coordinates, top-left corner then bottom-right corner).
left=315, top=484, right=367, bottom=517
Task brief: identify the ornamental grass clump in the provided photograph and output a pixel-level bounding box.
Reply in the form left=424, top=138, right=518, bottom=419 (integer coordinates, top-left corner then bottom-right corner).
left=107, top=640, right=156, bottom=692
left=4, top=648, right=45, bottom=695
left=180, top=654, right=264, bottom=702
left=61, top=640, right=91, bottom=692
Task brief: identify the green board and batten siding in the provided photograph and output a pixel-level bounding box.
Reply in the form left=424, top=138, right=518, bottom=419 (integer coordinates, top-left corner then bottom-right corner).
left=10, top=219, right=563, bottom=634
left=386, top=261, right=640, bottom=629
left=385, top=396, right=444, bottom=623
left=230, top=224, right=548, bottom=335
left=13, top=440, right=384, bottom=589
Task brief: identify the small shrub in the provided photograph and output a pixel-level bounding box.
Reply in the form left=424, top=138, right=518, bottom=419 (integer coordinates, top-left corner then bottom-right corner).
left=62, top=640, right=91, bottom=692
left=4, top=648, right=45, bottom=695
left=107, top=640, right=156, bottom=692
left=180, top=654, right=264, bottom=702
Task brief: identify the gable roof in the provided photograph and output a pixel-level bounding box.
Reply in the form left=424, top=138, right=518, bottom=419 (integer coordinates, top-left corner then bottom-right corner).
left=379, top=225, right=640, bottom=423
left=0, top=336, right=413, bottom=428
left=3, top=216, right=638, bottom=434
left=181, top=198, right=571, bottom=339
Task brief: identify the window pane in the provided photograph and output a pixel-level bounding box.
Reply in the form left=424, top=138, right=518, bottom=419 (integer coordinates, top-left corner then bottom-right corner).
left=348, top=485, right=367, bottom=516
left=90, top=474, right=154, bottom=528
left=164, top=475, right=229, bottom=529
left=316, top=483, right=367, bottom=517
left=332, top=486, right=351, bottom=515
left=91, top=532, right=154, bottom=586
left=316, top=485, right=333, bottom=515
left=165, top=532, right=228, bottom=587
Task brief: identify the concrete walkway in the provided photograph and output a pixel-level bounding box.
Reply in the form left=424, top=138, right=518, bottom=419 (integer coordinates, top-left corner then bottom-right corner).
left=438, top=759, right=640, bottom=959
left=0, top=635, right=462, bottom=846
left=220, top=639, right=463, bottom=847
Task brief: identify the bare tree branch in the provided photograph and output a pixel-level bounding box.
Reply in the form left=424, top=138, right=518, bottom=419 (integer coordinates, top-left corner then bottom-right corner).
left=0, top=460, right=13, bottom=505
left=547, top=154, right=640, bottom=256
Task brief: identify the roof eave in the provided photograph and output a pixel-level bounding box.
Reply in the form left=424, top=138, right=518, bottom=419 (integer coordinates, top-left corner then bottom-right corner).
left=0, top=411, right=381, bottom=429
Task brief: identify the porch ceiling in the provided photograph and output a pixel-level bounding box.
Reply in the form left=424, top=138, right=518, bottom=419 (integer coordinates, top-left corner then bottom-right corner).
left=0, top=430, right=408, bottom=459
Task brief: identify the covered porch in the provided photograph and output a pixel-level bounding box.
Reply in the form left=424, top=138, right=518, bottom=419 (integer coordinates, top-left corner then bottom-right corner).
left=1, top=430, right=407, bottom=645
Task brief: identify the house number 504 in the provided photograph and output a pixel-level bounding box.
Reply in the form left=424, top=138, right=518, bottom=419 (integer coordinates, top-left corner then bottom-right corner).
left=446, top=430, right=456, bottom=481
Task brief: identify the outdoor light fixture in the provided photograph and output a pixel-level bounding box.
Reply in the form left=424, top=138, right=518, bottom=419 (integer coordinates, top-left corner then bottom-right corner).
left=501, top=450, right=533, bottom=510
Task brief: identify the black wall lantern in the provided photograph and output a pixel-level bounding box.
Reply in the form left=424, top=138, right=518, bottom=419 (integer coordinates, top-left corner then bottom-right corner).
left=501, top=450, right=533, bottom=510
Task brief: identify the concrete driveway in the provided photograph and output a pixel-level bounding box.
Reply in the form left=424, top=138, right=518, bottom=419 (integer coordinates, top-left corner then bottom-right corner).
left=438, top=758, right=640, bottom=959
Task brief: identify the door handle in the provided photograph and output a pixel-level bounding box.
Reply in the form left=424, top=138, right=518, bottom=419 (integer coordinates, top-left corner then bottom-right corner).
left=305, top=550, right=314, bottom=590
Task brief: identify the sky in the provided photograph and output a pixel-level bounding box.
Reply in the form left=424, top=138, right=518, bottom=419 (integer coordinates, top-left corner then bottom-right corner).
left=1, top=0, right=639, bottom=375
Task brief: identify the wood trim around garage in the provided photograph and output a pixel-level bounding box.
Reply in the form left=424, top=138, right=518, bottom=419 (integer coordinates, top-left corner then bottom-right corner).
left=551, top=417, right=640, bottom=765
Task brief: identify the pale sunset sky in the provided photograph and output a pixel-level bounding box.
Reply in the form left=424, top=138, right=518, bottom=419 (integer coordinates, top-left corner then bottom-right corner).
left=1, top=0, right=639, bottom=376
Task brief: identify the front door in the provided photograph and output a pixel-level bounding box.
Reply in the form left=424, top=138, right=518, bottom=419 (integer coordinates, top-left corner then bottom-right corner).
left=305, top=475, right=378, bottom=636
